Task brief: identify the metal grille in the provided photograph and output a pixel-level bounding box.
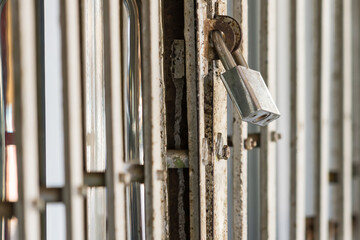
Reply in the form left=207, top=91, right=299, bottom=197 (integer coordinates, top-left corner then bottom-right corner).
left=0, top=0, right=358, bottom=239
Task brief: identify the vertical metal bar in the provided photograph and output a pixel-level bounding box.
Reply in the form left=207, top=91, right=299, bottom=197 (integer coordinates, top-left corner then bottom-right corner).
left=290, top=0, right=306, bottom=239
left=354, top=0, right=360, bottom=238
left=80, top=1, right=107, bottom=239
left=314, top=0, right=329, bottom=239
left=141, top=0, right=165, bottom=239
left=35, top=1, right=46, bottom=238
left=81, top=0, right=106, bottom=173
left=184, top=0, right=200, bottom=238
left=259, top=0, right=277, bottom=239
left=103, top=0, right=127, bottom=238
left=0, top=1, right=5, bottom=205
left=196, top=1, right=207, bottom=239
left=212, top=2, right=228, bottom=238
left=35, top=0, right=46, bottom=189
left=276, top=0, right=291, bottom=238
left=0, top=3, right=8, bottom=239
left=195, top=0, right=228, bottom=239
left=122, top=1, right=144, bottom=237
left=231, top=0, right=247, bottom=239
left=338, top=0, right=353, bottom=238
left=60, top=0, right=85, bottom=239
left=11, top=0, right=41, bottom=239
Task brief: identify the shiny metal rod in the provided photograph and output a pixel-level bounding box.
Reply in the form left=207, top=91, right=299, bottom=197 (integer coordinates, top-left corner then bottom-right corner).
left=123, top=0, right=143, bottom=239
left=232, top=49, right=249, bottom=68
left=211, top=30, right=236, bottom=71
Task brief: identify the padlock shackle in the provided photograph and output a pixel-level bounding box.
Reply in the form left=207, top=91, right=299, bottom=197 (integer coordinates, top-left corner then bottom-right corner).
left=211, top=30, right=237, bottom=71
left=232, top=49, right=249, bottom=68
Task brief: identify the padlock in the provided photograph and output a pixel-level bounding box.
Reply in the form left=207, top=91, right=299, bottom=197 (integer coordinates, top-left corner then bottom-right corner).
left=211, top=30, right=280, bottom=126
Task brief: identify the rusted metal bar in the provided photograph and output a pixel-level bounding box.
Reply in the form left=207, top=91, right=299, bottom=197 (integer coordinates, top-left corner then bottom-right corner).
left=11, top=0, right=41, bottom=239
left=231, top=0, right=248, bottom=239
left=290, top=0, right=306, bottom=239
left=259, top=0, right=278, bottom=239
left=203, top=1, right=229, bottom=239
left=141, top=0, right=166, bottom=238
left=60, top=0, right=85, bottom=239
left=103, top=0, right=127, bottom=237
left=196, top=2, right=207, bottom=238
left=184, top=0, right=200, bottom=238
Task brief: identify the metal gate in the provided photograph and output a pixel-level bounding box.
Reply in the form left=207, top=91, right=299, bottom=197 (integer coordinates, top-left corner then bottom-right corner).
left=0, top=0, right=358, bottom=239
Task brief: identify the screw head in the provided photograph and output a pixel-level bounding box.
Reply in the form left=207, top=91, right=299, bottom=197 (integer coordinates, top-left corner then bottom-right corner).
left=244, top=137, right=257, bottom=150
left=271, top=131, right=282, bottom=142
left=33, top=198, right=46, bottom=212
left=78, top=185, right=88, bottom=197
left=221, top=145, right=231, bottom=160
left=119, top=173, right=131, bottom=185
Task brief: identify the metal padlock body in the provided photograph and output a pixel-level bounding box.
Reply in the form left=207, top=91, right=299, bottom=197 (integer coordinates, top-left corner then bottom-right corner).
left=221, top=65, right=280, bottom=126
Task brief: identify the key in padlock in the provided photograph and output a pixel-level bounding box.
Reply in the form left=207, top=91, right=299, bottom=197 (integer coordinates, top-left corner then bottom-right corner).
left=211, top=30, right=280, bottom=126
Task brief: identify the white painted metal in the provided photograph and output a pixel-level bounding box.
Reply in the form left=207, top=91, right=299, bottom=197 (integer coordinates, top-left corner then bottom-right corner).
left=81, top=0, right=106, bottom=173
left=103, top=0, right=127, bottom=238
left=60, top=0, right=85, bottom=239
left=353, top=0, right=360, bottom=239
left=338, top=0, right=353, bottom=238
left=276, top=0, right=291, bottom=239
left=290, top=0, right=306, bottom=239
left=141, top=0, right=165, bottom=239
left=231, top=0, right=248, bottom=239
left=44, top=0, right=65, bottom=188
left=195, top=1, right=207, bottom=239
left=259, top=0, right=277, bottom=239
left=212, top=2, right=228, bottom=238
left=12, top=0, right=41, bottom=239
left=194, top=0, right=229, bottom=238
left=315, top=0, right=329, bottom=239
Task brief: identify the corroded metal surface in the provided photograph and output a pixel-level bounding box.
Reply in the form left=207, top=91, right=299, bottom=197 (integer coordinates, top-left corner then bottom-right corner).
left=141, top=0, right=166, bottom=239
left=204, top=1, right=228, bottom=239
left=206, top=15, right=242, bottom=60
left=163, top=1, right=187, bottom=238
left=168, top=168, right=190, bottom=240
left=184, top=0, right=200, bottom=238
left=167, top=150, right=189, bottom=169
left=197, top=1, right=207, bottom=236
left=183, top=0, right=229, bottom=238
left=231, top=0, right=248, bottom=239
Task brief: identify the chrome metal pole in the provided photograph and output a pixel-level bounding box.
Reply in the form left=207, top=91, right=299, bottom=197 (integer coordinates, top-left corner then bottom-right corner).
left=123, top=0, right=143, bottom=239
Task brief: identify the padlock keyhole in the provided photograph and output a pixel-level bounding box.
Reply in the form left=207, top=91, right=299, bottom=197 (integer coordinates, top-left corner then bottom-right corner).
left=254, top=113, right=270, bottom=123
